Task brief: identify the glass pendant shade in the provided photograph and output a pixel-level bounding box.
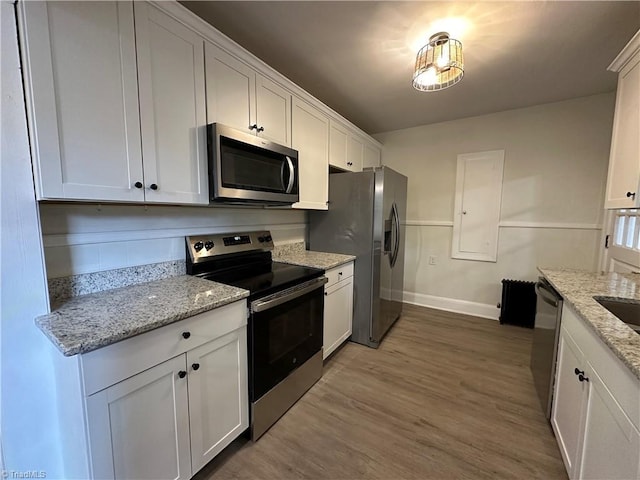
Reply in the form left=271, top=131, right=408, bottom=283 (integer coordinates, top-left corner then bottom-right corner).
left=413, top=32, right=464, bottom=91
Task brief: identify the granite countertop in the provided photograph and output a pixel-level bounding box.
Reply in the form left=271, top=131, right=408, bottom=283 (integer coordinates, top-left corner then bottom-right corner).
left=36, top=275, right=249, bottom=356
left=538, top=268, right=640, bottom=380
left=275, top=250, right=356, bottom=270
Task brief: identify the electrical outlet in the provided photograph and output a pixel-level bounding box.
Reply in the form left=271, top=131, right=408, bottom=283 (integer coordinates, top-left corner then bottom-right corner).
left=428, top=255, right=437, bottom=265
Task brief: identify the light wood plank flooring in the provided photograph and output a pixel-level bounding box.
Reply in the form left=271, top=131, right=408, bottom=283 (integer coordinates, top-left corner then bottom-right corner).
left=195, top=304, right=567, bottom=479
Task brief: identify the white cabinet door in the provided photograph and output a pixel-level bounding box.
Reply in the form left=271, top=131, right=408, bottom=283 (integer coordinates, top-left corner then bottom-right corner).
left=347, top=135, right=364, bottom=172
left=20, top=1, right=144, bottom=202
left=86, top=355, right=191, bottom=480
left=364, top=143, right=381, bottom=169
left=605, top=47, right=640, bottom=209
left=256, top=75, right=292, bottom=146
left=205, top=44, right=291, bottom=146
left=551, top=328, right=588, bottom=477
left=135, top=3, right=208, bottom=205
left=292, top=97, right=329, bottom=210
left=205, top=42, right=255, bottom=134
left=329, top=121, right=349, bottom=170
left=323, top=275, right=354, bottom=359
left=187, top=328, right=249, bottom=474
left=578, top=365, right=640, bottom=480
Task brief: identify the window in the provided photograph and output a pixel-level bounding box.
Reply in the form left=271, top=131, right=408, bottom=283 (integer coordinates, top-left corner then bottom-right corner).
left=608, top=209, right=640, bottom=271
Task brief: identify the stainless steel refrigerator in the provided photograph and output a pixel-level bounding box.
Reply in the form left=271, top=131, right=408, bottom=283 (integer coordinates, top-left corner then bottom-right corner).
left=309, top=166, right=407, bottom=348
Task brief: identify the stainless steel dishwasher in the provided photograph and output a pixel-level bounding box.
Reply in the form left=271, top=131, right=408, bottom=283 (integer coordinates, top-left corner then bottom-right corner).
left=530, top=277, right=563, bottom=420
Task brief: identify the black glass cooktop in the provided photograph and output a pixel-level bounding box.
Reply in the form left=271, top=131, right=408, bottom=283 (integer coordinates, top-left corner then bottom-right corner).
left=198, top=261, right=324, bottom=299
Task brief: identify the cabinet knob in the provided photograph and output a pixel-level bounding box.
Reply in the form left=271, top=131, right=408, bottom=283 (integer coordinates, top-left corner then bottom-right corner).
left=134, top=181, right=143, bottom=189
left=257, top=126, right=264, bottom=133
left=149, top=183, right=158, bottom=191
left=626, top=191, right=636, bottom=199
left=578, top=374, right=589, bottom=383
left=192, top=363, right=200, bottom=371
left=182, top=331, right=191, bottom=339
left=574, top=368, right=584, bottom=376
left=178, top=370, right=187, bottom=379
left=324, top=292, right=328, bottom=296
left=249, top=124, right=258, bottom=131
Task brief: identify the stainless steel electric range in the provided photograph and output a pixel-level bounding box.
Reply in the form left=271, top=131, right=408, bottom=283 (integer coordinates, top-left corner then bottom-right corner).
left=186, top=230, right=326, bottom=440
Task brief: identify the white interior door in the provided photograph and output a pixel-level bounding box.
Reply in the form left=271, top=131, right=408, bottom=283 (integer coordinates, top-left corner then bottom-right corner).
left=452, top=150, right=504, bottom=262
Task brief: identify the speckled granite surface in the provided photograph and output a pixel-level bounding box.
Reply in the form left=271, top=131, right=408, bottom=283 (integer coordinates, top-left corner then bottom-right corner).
left=274, top=243, right=355, bottom=270
left=48, top=260, right=186, bottom=308
left=539, top=268, right=640, bottom=380
left=36, top=276, right=249, bottom=356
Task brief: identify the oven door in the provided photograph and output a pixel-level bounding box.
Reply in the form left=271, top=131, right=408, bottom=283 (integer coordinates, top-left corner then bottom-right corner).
left=249, top=276, right=327, bottom=401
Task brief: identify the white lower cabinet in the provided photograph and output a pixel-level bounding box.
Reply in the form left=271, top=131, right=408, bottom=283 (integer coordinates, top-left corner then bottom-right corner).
left=83, top=302, right=248, bottom=479
left=551, top=304, right=640, bottom=479
left=86, top=355, right=192, bottom=480
left=323, top=262, right=354, bottom=359
left=187, top=329, right=248, bottom=472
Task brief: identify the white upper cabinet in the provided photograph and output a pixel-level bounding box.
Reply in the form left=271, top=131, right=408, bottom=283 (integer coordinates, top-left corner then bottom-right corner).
left=20, top=1, right=208, bottom=205
left=205, top=42, right=291, bottom=146
left=329, top=121, right=349, bottom=170
left=605, top=30, right=640, bottom=209
left=135, top=2, right=208, bottom=205
left=347, top=135, right=364, bottom=172
left=292, top=97, right=329, bottom=210
left=364, top=142, right=382, bottom=169
left=329, top=120, right=366, bottom=172
left=20, top=1, right=144, bottom=202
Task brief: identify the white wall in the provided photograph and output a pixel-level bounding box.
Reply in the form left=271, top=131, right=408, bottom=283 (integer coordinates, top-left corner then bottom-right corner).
left=374, top=93, right=615, bottom=318
left=2, top=3, right=87, bottom=475
left=39, top=204, right=306, bottom=278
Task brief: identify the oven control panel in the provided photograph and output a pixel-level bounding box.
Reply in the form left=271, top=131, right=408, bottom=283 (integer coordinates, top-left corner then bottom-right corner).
left=186, top=230, right=274, bottom=263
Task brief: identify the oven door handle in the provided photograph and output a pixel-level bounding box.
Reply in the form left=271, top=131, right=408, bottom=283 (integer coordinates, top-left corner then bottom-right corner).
left=250, top=276, right=328, bottom=313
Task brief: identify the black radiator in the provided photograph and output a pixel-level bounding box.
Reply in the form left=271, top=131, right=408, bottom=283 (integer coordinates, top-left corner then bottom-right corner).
left=499, top=279, right=536, bottom=328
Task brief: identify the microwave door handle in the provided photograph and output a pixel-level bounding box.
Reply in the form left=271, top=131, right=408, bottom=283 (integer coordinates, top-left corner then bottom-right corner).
left=285, top=156, right=295, bottom=194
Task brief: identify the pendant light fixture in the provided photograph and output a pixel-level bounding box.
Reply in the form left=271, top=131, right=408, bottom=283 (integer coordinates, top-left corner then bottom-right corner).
left=413, top=32, right=464, bottom=91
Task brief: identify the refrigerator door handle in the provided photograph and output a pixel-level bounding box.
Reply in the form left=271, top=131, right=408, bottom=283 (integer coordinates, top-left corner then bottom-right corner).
left=391, top=202, right=400, bottom=267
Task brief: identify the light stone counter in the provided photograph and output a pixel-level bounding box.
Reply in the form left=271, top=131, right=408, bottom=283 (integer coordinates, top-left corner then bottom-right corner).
left=538, top=268, right=640, bottom=380
left=273, top=242, right=355, bottom=270
left=36, top=275, right=249, bottom=356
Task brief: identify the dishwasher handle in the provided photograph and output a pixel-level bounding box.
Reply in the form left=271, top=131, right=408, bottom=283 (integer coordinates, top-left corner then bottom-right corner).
left=535, top=281, right=561, bottom=308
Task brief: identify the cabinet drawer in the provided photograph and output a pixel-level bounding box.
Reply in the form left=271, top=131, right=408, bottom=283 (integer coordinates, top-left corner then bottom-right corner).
left=81, top=300, right=247, bottom=395
left=325, top=262, right=354, bottom=288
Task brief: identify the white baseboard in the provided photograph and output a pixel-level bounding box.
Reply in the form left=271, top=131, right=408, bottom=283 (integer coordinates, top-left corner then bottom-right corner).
left=402, top=291, right=500, bottom=320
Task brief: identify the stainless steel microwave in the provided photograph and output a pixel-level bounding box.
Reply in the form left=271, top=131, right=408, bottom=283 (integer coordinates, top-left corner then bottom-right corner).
left=207, top=123, right=299, bottom=205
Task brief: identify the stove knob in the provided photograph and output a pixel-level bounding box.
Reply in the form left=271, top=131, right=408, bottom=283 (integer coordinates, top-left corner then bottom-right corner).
left=265, top=235, right=272, bottom=243
left=258, top=236, right=265, bottom=243
left=194, top=241, right=204, bottom=252
left=204, top=241, right=214, bottom=250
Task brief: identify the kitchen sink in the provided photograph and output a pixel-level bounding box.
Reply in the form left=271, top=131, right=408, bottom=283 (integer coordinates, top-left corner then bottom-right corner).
left=593, top=296, right=640, bottom=333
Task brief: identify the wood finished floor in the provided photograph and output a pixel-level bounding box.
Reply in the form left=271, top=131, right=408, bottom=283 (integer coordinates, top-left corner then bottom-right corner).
left=195, top=305, right=567, bottom=480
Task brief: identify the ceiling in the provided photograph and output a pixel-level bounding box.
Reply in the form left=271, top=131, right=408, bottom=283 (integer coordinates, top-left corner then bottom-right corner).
left=181, top=1, right=640, bottom=134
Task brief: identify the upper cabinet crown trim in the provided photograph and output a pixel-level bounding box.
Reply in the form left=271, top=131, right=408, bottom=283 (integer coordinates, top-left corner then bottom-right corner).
left=609, top=29, right=640, bottom=72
